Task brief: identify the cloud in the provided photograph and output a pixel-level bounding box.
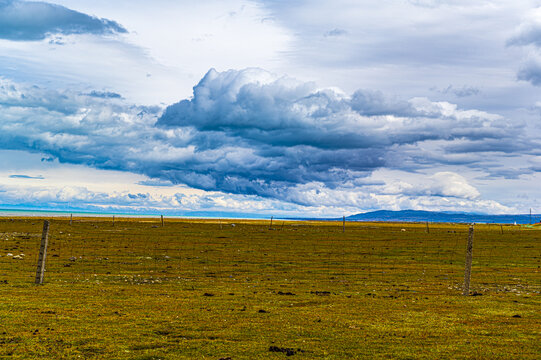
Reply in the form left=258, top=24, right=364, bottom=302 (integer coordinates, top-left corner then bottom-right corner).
left=377, top=172, right=479, bottom=200
left=9, top=174, right=44, bottom=179
left=0, top=170, right=513, bottom=216
left=517, top=58, right=541, bottom=86
left=0, top=69, right=524, bottom=208
left=86, top=90, right=123, bottom=99
left=0, top=0, right=127, bottom=41
left=159, top=68, right=509, bottom=149
left=506, top=7, right=541, bottom=87
left=426, top=172, right=480, bottom=199
left=507, top=8, right=541, bottom=48
left=158, top=69, right=514, bottom=197
left=434, top=85, right=480, bottom=98
left=262, top=176, right=511, bottom=214
left=324, top=28, right=347, bottom=37
left=0, top=180, right=306, bottom=217
left=137, top=179, right=175, bottom=187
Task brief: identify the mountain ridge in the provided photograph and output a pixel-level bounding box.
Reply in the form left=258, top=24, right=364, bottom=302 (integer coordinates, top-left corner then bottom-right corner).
left=343, top=210, right=540, bottom=224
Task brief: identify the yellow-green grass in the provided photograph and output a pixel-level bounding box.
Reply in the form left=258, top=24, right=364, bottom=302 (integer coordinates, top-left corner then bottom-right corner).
left=0, top=218, right=539, bottom=359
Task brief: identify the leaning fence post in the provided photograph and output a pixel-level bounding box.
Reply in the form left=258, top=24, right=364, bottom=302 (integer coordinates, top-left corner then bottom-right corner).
left=463, top=225, right=474, bottom=295
left=35, top=220, right=50, bottom=285
left=426, top=221, right=430, bottom=233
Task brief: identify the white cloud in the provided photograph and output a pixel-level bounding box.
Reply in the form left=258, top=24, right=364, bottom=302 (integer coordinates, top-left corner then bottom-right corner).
left=427, top=172, right=480, bottom=199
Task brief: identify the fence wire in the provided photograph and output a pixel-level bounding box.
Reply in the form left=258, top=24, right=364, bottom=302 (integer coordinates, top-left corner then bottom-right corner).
left=0, top=218, right=539, bottom=295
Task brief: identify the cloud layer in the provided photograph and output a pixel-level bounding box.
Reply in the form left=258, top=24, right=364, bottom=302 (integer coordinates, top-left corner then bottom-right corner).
left=158, top=68, right=515, bottom=198
left=0, top=68, right=529, bottom=211
left=0, top=0, right=127, bottom=41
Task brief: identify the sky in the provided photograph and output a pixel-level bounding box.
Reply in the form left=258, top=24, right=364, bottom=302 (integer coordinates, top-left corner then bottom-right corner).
left=1, top=0, right=541, bottom=217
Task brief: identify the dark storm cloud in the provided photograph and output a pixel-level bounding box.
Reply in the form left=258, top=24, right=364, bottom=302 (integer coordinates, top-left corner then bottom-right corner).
left=159, top=69, right=511, bottom=150
left=156, top=68, right=516, bottom=197
left=0, top=0, right=127, bottom=41
left=0, top=69, right=524, bottom=204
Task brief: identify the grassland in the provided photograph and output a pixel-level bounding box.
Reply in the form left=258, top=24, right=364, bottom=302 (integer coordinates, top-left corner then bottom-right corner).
left=0, top=217, right=540, bottom=359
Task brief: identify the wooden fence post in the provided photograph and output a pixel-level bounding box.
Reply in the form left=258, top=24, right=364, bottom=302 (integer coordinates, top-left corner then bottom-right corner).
left=113, top=215, right=115, bottom=227
left=161, top=215, right=164, bottom=227
left=426, top=221, right=430, bottom=233
left=500, top=224, right=503, bottom=235
left=269, top=216, right=273, bottom=230
left=35, top=220, right=50, bottom=285
left=70, top=213, right=72, bottom=226
left=463, top=225, right=474, bottom=295
left=343, top=216, right=345, bottom=233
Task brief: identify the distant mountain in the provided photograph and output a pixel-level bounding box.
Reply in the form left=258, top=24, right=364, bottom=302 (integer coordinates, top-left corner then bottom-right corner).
left=345, top=210, right=540, bottom=224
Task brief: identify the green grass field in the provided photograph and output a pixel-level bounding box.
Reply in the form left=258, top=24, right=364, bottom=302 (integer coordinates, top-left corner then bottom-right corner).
left=1, top=217, right=540, bottom=359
